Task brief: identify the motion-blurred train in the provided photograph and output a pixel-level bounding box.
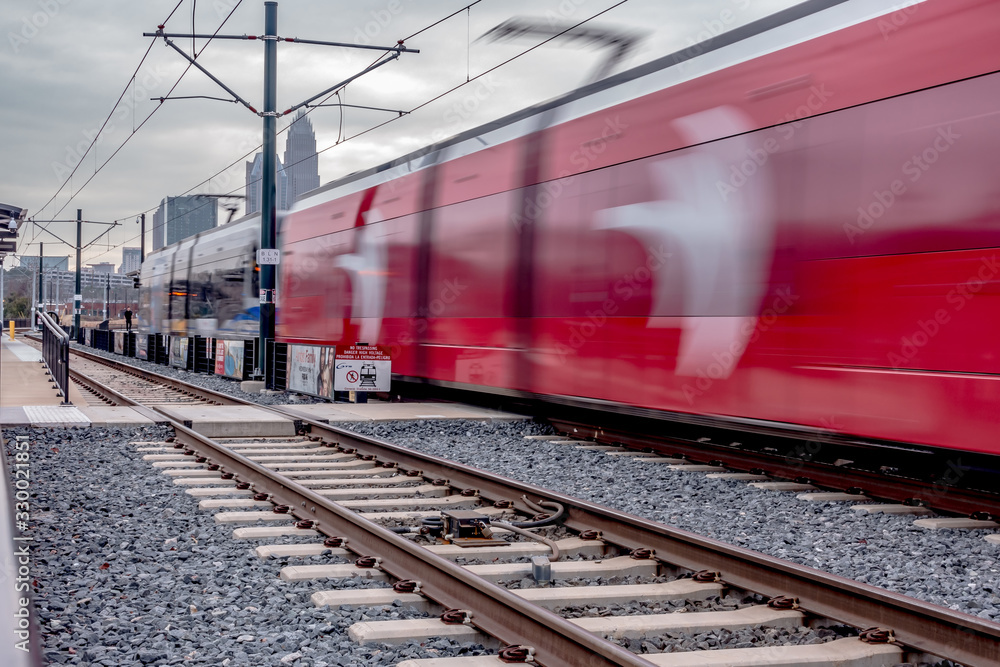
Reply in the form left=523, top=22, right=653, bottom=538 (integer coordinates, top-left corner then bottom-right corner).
left=141, top=0, right=1000, bottom=456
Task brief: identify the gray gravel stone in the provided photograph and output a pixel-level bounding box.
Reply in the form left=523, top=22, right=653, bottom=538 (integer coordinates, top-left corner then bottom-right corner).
left=3, top=425, right=493, bottom=665
left=344, top=419, right=1000, bottom=623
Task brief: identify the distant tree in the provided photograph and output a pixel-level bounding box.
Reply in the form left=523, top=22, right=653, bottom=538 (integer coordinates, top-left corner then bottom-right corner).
left=3, top=295, right=30, bottom=318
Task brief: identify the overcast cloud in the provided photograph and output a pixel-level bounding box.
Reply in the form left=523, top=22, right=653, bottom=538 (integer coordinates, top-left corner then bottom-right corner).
left=0, top=0, right=801, bottom=268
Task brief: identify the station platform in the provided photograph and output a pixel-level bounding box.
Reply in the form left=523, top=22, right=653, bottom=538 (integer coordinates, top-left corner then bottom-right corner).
left=0, top=335, right=156, bottom=428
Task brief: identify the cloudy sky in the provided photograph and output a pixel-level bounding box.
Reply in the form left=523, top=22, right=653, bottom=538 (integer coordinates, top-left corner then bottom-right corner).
left=0, top=0, right=802, bottom=269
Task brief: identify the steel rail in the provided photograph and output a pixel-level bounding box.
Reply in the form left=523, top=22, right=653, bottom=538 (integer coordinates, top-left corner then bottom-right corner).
left=289, top=420, right=1000, bottom=667
left=28, top=339, right=244, bottom=407
left=169, top=423, right=654, bottom=667
left=62, top=337, right=1000, bottom=518
left=548, top=418, right=1000, bottom=520
left=49, top=344, right=655, bottom=665
left=42, top=341, right=1000, bottom=665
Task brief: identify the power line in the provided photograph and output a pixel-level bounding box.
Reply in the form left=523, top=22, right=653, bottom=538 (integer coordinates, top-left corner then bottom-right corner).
left=85, top=0, right=629, bottom=264
left=82, top=0, right=493, bottom=258
left=30, top=1, right=184, bottom=231
left=26, top=0, right=244, bottom=255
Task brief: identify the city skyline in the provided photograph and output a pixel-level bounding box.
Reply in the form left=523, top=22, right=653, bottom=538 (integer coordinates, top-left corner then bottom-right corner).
left=245, top=152, right=291, bottom=215
left=245, top=109, right=319, bottom=215
left=1, top=0, right=802, bottom=269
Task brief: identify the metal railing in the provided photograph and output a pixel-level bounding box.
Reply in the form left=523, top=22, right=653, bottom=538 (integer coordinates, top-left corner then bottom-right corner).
left=37, top=311, right=70, bottom=405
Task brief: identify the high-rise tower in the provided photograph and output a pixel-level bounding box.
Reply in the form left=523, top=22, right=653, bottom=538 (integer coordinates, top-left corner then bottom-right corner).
left=245, top=154, right=290, bottom=214
left=283, top=109, right=320, bottom=204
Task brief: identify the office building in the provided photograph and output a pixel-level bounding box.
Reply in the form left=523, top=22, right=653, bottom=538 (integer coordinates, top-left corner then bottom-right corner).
left=154, top=196, right=219, bottom=247
left=152, top=205, right=165, bottom=251
left=246, top=111, right=319, bottom=215
left=245, top=153, right=290, bottom=214
left=120, top=247, right=141, bottom=274
left=284, top=110, right=320, bottom=202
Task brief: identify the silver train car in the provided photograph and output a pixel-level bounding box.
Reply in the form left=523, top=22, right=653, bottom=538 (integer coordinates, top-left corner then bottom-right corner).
left=138, top=213, right=261, bottom=338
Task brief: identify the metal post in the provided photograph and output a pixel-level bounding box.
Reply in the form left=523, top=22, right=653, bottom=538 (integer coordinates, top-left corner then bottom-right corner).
left=37, top=242, right=43, bottom=328
left=104, top=274, right=109, bottom=322
left=257, top=0, right=278, bottom=382
left=139, top=213, right=146, bottom=263
left=74, top=209, right=82, bottom=341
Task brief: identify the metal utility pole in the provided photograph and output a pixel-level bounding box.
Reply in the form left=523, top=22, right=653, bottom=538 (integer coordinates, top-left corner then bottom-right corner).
left=103, top=274, right=110, bottom=322
left=145, top=3, right=417, bottom=387
left=36, top=242, right=43, bottom=328
left=258, top=0, right=279, bottom=381
left=139, top=213, right=146, bottom=263
left=74, top=209, right=82, bottom=340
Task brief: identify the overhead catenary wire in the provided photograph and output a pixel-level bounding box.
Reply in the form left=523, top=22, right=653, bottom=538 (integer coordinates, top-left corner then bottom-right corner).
left=84, top=0, right=630, bottom=265
left=29, top=0, right=491, bottom=261
left=82, top=0, right=493, bottom=260
left=28, top=0, right=185, bottom=239
left=22, top=1, right=244, bottom=258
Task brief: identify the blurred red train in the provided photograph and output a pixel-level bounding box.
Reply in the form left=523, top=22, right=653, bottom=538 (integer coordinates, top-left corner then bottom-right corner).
left=275, top=0, right=1000, bottom=455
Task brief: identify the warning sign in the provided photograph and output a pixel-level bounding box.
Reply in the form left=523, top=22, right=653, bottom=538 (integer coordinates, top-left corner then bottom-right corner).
left=334, top=345, right=391, bottom=392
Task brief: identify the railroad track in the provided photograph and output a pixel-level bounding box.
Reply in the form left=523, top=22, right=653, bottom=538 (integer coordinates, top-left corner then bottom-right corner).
left=23, top=338, right=1000, bottom=665
left=68, top=353, right=234, bottom=407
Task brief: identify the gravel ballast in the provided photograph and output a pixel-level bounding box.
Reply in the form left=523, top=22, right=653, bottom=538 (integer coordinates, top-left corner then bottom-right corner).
left=343, top=419, right=1000, bottom=623
left=3, top=426, right=490, bottom=666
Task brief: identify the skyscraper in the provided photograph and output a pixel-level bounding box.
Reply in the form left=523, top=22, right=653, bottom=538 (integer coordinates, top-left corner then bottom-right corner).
left=283, top=110, right=320, bottom=203
left=245, top=110, right=319, bottom=215
left=154, top=196, right=219, bottom=247
left=245, top=153, right=290, bottom=214
left=120, top=247, right=141, bottom=274
left=152, top=205, right=165, bottom=251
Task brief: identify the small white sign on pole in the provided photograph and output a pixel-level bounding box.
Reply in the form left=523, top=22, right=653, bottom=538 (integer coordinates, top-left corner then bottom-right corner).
left=256, top=248, right=281, bottom=265
left=334, top=345, right=391, bottom=392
